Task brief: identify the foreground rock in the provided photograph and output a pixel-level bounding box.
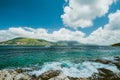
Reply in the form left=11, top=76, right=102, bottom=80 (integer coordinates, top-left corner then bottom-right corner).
left=90, top=68, right=120, bottom=80
left=0, top=69, right=35, bottom=80
left=1, top=56, right=120, bottom=80
left=91, top=56, right=120, bottom=70
left=0, top=68, right=120, bottom=80
left=0, top=69, right=90, bottom=80
left=38, top=70, right=61, bottom=80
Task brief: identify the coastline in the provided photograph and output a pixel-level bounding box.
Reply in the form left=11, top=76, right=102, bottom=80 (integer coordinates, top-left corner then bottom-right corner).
left=0, top=56, right=120, bottom=80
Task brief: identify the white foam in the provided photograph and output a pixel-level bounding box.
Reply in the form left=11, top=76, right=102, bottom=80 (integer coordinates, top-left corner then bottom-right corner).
left=29, top=61, right=120, bottom=78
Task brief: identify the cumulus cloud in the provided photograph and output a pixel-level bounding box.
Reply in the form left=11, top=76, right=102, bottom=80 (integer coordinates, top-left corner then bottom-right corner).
left=0, top=10, right=120, bottom=45
left=0, top=27, right=85, bottom=42
left=85, top=10, right=120, bottom=45
left=61, top=0, right=116, bottom=28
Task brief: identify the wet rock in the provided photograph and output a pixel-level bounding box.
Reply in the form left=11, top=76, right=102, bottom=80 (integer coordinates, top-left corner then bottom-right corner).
left=92, top=59, right=111, bottom=64
left=68, top=77, right=89, bottom=80
left=114, top=56, right=120, bottom=61
left=15, top=68, right=24, bottom=73
left=90, top=68, right=120, bottom=80
left=98, top=68, right=114, bottom=77
left=68, top=77, right=79, bottom=80
left=49, top=72, right=69, bottom=80
left=39, top=70, right=61, bottom=80
left=113, top=62, right=120, bottom=69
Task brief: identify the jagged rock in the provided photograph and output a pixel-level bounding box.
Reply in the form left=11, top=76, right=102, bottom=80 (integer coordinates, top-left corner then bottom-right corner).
left=14, top=73, right=32, bottom=80
left=113, top=62, right=120, bottom=69
left=68, top=77, right=90, bottom=80
left=49, top=72, right=69, bottom=80
left=98, top=68, right=114, bottom=77
left=15, top=68, right=24, bottom=73
left=38, top=70, right=61, bottom=80
left=0, top=69, right=33, bottom=80
left=114, top=56, right=120, bottom=61
left=90, top=68, right=120, bottom=80
left=92, top=59, right=111, bottom=64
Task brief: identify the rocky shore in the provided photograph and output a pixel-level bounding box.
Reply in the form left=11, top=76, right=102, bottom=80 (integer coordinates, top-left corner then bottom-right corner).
left=0, top=56, right=120, bottom=80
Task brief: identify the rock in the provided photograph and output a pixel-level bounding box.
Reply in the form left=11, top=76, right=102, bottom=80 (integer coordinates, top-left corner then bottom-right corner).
left=68, top=77, right=90, bottom=80
left=15, top=68, right=24, bottom=73
left=98, top=68, right=114, bottom=77
left=0, top=69, right=17, bottom=80
left=90, top=68, right=120, bottom=80
left=38, top=70, right=61, bottom=80
left=49, top=72, right=69, bottom=80
left=93, top=59, right=111, bottom=64
left=113, top=62, right=120, bottom=69
left=114, top=56, right=120, bottom=61
left=14, top=73, right=32, bottom=80
left=0, top=69, right=33, bottom=80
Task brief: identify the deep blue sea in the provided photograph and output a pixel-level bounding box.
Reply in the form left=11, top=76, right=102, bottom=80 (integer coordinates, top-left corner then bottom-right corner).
left=0, top=46, right=120, bottom=78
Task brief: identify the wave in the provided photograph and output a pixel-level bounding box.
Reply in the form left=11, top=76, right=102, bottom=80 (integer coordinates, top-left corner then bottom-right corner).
left=29, top=61, right=120, bottom=78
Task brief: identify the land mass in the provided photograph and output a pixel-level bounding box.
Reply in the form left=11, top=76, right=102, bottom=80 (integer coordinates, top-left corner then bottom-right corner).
left=112, top=43, right=120, bottom=46
left=0, top=37, right=82, bottom=47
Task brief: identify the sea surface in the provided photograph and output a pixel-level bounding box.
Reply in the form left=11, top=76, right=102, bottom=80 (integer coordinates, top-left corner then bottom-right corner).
left=0, top=46, right=120, bottom=78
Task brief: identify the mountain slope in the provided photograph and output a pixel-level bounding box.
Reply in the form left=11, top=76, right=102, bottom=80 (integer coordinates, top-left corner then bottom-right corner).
left=112, top=43, right=120, bottom=46
left=0, top=37, right=53, bottom=46
left=0, top=37, right=84, bottom=47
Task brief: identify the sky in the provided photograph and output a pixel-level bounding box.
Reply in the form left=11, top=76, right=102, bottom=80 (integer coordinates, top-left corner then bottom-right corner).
left=0, top=0, right=120, bottom=45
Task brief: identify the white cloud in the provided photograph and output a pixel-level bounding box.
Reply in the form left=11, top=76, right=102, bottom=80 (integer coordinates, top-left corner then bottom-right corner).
left=85, top=10, right=120, bottom=45
left=105, top=10, right=120, bottom=30
left=0, top=10, right=120, bottom=45
left=0, top=27, right=85, bottom=42
left=61, top=0, right=116, bottom=28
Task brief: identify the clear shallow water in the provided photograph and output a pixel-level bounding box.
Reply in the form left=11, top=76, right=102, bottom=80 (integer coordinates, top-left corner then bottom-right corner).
left=0, top=46, right=120, bottom=78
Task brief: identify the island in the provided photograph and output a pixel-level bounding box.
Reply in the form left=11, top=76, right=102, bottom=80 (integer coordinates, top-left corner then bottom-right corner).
left=112, top=43, right=120, bottom=46
left=0, top=37, right=82, bottom=47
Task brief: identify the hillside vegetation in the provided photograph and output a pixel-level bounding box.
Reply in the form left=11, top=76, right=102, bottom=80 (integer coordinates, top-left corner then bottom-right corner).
left=0, top=38, right=53, bottom=46
left=0, top=37, right=82, bottom=47
left=112, top=43, right=120, bottom=46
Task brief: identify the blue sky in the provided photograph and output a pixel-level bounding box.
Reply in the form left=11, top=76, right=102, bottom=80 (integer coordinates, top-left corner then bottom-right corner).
left=0, top=0, right=64, bottom=30
left=0, top=0, right=120, bottom=45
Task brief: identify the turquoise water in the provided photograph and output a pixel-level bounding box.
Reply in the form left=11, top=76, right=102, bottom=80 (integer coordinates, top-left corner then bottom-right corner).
left=0, top=46, right=120, bottom=70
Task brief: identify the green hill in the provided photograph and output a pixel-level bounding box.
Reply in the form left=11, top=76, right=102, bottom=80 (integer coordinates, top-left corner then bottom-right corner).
left=112, top=43, right=120, bottom=46
left=0, top=37, right=53, bottom=46
left=0, top=37, right=83, bottom=47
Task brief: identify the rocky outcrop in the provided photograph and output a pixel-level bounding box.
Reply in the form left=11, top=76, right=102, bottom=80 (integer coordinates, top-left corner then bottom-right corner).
left=0, top=56, right=120, bottom=80
left=49, top=71, right=69, bottom=80
left=91, top=59, right=111, bottom=64
left=91, top=56, right=120, bottom=70
left=0, top=69, right=34, bottom=80
left=0, top=68, right=120, bottom=80
left=0, top=69, right=90, bottom=80
left=90, top=68, right=120, bottom=80
left=38, top=70, right=61, bottom=80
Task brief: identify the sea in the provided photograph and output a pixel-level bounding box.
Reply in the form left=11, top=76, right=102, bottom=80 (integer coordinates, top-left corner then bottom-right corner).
left=0, top=46, right=120, bottom=78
